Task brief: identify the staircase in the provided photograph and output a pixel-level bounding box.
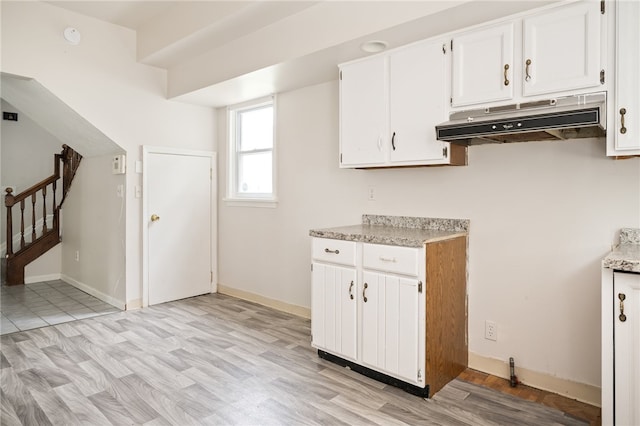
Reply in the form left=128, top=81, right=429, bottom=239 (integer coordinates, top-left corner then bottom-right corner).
left=3, top=145, right=82, bottom=285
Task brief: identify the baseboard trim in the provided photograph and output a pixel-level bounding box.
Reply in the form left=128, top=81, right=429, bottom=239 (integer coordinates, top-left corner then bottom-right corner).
left=469, top=352, right=601, bottom=407
left=125, top=299, right=142, bottom=310
left=217, top=284, right=311, bottom=319
left=60, top=274, right=126, bottom=311
left=25, top=273, right=62, bottom=284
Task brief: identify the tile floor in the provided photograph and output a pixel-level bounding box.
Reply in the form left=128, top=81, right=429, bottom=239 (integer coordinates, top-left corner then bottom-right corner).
left=0, top=280, right=120, bottom=335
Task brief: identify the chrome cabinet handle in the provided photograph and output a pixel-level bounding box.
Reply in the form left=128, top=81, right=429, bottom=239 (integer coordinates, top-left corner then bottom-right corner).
left=619, top=293, right=627, bottom=322
left=503, top=64, right=510, bottom=86
left=391, top=132, right=396, bottom=151
left=525, top=59, right=532, bottom=82
left=349, top=281, right=354, bottom=300
left=363, top=283, right=368, bottom=303
left=324, top=248, right=339, bottom=254
left=620, top=108, right=627, bottom=134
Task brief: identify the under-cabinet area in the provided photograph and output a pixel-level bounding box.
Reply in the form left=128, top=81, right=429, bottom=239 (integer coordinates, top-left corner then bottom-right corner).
left=309, top=215, right=469, bottom=398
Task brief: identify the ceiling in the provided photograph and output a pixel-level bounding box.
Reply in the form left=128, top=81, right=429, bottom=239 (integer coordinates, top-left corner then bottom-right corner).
left=45, top=1, right=557, bottom=108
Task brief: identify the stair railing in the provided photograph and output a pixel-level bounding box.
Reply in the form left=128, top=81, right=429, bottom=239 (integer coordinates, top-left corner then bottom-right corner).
left=4, top=144, right=82, bottom=285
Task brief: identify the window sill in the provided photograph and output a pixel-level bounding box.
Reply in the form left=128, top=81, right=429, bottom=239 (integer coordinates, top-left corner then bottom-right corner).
left=223, top=197, right=278, bottom=208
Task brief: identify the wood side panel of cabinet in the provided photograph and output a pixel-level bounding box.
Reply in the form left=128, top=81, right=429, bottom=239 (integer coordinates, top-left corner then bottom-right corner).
left=425, top=236, right=468, bottom=396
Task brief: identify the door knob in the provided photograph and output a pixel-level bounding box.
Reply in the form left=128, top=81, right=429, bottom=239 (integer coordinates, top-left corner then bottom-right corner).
left=150, top=214, right=160, bottom=222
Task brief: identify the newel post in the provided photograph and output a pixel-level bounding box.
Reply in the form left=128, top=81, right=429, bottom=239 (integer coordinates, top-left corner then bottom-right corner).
left=5, top=187, right=14, bottom=256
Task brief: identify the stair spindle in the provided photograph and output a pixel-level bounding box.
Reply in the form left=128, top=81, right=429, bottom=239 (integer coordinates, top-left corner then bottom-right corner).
left=52, top=180, right=57, bottom=230
left=5, top=188, right=14, bottom=256
left=31, top=193, right=37, bottom=242
left=20, top=200, right=26, bottom=249
left=42, top=185, right=48, bottom=233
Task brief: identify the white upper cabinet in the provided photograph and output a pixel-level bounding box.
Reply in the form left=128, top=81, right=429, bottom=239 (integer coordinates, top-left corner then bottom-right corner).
left=389, top=40, right=450, bottom=164
left=451, top=0, right=604, bottom=109
left=339, top=56, right=387, bottom=167
left=609, top=0, right=640, bottom=155
left=522, top=1, right=602, bottom=97
left=339, top=38, right=465, bottom=168
left=451, top=22, right=515, bottom=107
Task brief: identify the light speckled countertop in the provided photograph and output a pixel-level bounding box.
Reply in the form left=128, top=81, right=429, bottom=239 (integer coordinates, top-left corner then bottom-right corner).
left=603, top=228, right=640, bottom=273
left=309, top=214, right=469, bottom=248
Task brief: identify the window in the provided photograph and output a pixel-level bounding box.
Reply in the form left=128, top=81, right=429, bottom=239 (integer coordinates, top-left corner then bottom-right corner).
left=227, top=96, right=276, bottom=205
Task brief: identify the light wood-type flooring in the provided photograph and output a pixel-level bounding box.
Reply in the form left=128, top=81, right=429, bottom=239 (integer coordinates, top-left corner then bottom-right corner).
left=1, top=293, right=598, bottom=425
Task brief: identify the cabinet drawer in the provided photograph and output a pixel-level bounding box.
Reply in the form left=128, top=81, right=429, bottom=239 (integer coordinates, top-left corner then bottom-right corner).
left=312, top=238, right=357, bottom=266
left=363, top=244, right=419, bottom=276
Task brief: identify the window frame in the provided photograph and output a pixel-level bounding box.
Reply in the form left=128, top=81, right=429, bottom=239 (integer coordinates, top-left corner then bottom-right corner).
left=225, top=95, right=277, bottom=207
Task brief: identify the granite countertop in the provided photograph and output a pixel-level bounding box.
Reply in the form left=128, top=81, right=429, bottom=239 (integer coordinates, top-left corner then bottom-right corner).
left=309, top=214, right=469, bottom=248
left=602, top=228, right=640, bottom=273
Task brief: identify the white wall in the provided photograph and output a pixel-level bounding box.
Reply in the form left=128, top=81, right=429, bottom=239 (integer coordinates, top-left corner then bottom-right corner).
left=1, top=1, right=216, bottom=306
left=218, top=80, right=640, bottom=401
left=61, top=155, right=126, bottom=308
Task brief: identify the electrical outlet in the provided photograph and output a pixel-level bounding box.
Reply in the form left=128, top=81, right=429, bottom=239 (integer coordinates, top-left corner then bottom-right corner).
left=368, top=187, right=376, bottom=201
left=485, top=320, right=497, bottom=341
left=75, top=251, right=80, bottom=262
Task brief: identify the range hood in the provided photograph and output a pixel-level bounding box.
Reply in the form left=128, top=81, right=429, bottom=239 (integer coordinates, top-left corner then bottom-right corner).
left=436, top=92, right=606, bottom=145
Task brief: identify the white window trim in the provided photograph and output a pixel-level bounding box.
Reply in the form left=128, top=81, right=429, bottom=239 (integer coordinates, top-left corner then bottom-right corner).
left=225, top=95, right=278, bottom=207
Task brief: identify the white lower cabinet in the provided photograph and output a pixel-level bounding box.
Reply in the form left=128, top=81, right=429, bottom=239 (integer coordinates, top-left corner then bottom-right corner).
left=311, top=263, right=357, bottom=361
left=311, top=236, right=467, bottom=397
left=602, top=270, right=640, bottom=425
left=361, top=271, right=421, bottom=384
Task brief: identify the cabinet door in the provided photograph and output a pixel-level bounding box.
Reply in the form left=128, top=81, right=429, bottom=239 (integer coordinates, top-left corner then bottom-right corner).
left=389, top=40, right=448, bottom=163
left=451, top=22, right=514, bottom=107
left=613, top=0, right=640, bottom=153
left=311, top=263, right=357, bottom=361
left=614, top=272, right=640, bottom=426
left=339, top=56, right=387, bottom=167
left=522, top=1, right=601, bottom=97
left=361, top=271, right=419, bottom=383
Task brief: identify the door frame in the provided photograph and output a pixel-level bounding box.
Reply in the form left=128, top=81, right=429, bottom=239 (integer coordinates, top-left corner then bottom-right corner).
left=142, top=145, right=217, bottom=308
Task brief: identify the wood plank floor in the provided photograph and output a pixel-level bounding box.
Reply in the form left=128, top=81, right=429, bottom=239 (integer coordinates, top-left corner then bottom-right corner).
left=1, top=293, right=595, bottom=425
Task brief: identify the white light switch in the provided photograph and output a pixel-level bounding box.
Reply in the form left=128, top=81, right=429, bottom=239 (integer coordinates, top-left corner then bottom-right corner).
left=116, top=184, right=124, bottom=198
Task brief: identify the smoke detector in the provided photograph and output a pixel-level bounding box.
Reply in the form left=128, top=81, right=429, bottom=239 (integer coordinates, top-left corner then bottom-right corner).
left=63, top=27, right=81, bottom=45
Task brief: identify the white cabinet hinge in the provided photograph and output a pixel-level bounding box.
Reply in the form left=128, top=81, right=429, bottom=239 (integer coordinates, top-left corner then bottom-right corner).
left=339, top=70, right=342, bottom=80
left=418, top=369, right=423, bottom=381
left=442, top=43, right=446, bottom=54
left=210, top=271, right=213, bottom=282
left=418, top=281, right=423, bottom=293
left=600, top=69, right=605, bottom=85
left=340, top=153, right=343, bottom=164
left=442, top=146, right=448, bottom=158
left=311, top=264, right=314, bottom=272
left=450, top=39, right=453, bottom=51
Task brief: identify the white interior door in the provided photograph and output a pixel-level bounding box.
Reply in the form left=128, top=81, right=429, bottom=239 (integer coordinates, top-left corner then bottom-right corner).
left=145, top=149, right=215, bottom=306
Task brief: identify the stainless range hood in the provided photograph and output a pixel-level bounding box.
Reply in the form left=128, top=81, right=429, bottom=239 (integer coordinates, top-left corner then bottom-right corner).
left=436, top=92, right=606, bottom=145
